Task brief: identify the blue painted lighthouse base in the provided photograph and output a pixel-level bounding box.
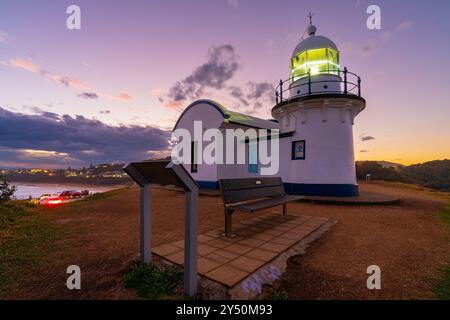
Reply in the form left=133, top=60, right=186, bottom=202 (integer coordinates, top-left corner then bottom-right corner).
left=284, top=183, right=359, bottom=197
left=197, top=180, right=220, bottom=190
left=196, top=180, right=359, bottom=197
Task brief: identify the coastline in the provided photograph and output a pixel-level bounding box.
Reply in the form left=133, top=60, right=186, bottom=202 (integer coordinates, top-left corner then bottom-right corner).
left=10, top=181, right=129, bottom=200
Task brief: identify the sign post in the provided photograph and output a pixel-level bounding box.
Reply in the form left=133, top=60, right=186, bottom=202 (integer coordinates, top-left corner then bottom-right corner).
left=123, top=160, right=199, bottom=296
left=141, top=184, right=151, bottom=263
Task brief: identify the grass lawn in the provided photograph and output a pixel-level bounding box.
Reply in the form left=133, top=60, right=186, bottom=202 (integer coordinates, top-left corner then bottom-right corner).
left=435, top=203, right=450, bottom=300
left=1, top=182, right=449, bottom=299
left=0, top=201, right=63, bottom=297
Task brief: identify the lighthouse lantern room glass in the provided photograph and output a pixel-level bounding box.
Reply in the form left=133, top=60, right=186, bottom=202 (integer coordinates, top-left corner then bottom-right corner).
left=291, top=47, right=340, bottom=81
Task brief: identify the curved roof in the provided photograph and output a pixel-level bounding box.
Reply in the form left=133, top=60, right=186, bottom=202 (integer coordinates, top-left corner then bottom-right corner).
left=173, top=99, right=279, bottom=130
left=291, top=35, right=338, bottom=58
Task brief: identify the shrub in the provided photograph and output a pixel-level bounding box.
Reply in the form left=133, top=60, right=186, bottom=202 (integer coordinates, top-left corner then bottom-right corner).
left=265, top=290, right=289, bottom=300
left=0, top=174, right=16, bottom=202
left=0, top=202, right=28, bottom=229
left=124, top=262, right=183, bottom=299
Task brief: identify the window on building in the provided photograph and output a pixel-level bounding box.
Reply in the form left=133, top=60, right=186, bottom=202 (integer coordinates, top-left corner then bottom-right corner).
left=327, top=48, right=340, bottom=74
left=248, top=140, right=258, bottom=173
left=292, top=140, right=306, bottom=160
left=191, top=141, right=198, bottom=173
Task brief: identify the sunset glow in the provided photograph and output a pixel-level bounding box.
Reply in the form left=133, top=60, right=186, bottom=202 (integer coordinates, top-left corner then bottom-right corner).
left=1, top=0, right=449, bottom=168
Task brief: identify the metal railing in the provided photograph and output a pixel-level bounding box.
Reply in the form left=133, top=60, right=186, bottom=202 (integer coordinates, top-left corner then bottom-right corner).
left=275, top=67, right=362, bottom=105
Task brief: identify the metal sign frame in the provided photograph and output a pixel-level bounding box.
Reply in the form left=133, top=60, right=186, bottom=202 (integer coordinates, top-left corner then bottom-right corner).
left=123, top=160, right=199, bottom=297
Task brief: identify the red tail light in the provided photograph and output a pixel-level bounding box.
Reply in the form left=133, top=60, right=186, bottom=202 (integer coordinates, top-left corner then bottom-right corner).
left=48, top=198, right=63, bottom=205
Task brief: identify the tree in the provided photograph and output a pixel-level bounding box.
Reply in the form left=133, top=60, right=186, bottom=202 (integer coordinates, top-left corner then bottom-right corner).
left=0, top=174, right=16, bottom=202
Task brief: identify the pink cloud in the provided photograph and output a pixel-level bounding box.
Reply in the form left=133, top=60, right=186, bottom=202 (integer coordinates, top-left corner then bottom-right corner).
left=9, top=58, right=91, bottom=90
left=164, top=100, right=184, bottom=110
left=8, top=58, right=132, bottom=100
left=10, top=58, right=41, bottom=73
left=118, top=92, right=132, bottom=101
left=0, top=31, right=8, bottom=43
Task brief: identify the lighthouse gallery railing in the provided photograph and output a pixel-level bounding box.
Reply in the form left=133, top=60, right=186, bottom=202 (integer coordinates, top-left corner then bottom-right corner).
left=275, top=67, right=362, bottom=105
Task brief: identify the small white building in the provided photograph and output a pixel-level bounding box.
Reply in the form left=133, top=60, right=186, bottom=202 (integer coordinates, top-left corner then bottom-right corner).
left=174, top=22, right=366, bottom=196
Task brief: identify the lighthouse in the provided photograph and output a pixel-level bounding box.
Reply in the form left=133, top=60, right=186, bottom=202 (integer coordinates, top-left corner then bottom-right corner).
left=173, top=16, right=366, bottom=196
left=272, top=17, right=366, bottom=196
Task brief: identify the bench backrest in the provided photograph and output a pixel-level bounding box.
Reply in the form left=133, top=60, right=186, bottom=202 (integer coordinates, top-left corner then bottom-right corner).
left=219, top=177, right=286, bottom=205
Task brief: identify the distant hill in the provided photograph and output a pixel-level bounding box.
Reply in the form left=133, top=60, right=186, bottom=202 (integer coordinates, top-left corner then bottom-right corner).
left=356, top=160, right=450, bottom=192
left=376, top=161, right=406, bottom=169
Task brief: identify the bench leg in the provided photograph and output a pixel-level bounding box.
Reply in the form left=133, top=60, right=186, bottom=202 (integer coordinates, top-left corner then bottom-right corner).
left=282, top=203, right=287, bottom=215
left=224, top=209, right=234, bottom=237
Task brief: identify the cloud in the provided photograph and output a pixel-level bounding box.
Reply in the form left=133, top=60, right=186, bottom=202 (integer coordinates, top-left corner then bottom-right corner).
left=361, top=135, right=375, bottom=142
left=9, top=58, right=91, bottom=90
left=227, top=0, right=239, bottom=9
left=361, top=44, right=373, bottom=56
left=0, top=31, right=8, bottom=43
left=167, top=44, right=240, bottom=104
left=228, top=86, right=249, bottom=106
left=0, top=107, right=170, bottom=167
left=151, top=88, right=165, bottom=103
left=78, top=92, right=99, bottom=99
left=10, top=58, right=40, bottom=73
left=395, top=20, right=413, bottom=32
left=163, top=45, right=273, bottom=115
left=356, top=20, right=413, bottom=58
left=246, top=81, right=274, bottom=100
left=7, top=58, right=132, bottom=102
left=119, top=92, right=132, bottom=101
left=22, top=106, right=60, bottom=120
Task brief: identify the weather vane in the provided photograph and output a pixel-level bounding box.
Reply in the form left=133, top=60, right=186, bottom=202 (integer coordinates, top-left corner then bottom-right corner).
left=308, top=12, right=314, bottom=25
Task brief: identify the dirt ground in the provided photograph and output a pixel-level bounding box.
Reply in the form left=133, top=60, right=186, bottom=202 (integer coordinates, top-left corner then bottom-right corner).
left=6, top=181, right=450, bottom=300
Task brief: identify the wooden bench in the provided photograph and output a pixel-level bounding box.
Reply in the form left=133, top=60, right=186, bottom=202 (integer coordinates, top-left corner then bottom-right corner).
left=219, top=177, right=304, bottom=237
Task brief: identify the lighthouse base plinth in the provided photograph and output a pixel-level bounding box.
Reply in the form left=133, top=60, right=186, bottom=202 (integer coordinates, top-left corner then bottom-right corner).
left=284, top=183, right=359, bottom=197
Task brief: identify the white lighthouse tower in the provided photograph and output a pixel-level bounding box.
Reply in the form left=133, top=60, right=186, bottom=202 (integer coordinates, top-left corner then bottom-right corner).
left=272, top=17, right=366, bottom=196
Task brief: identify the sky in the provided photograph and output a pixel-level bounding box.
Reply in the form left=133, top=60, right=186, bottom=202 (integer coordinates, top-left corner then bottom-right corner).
left=0, top=0, right=450, bottom=168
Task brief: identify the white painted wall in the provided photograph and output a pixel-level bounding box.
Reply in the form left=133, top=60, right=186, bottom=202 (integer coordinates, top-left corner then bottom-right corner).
left=278, top=106, right=357, bottom=185
left=217, top=126, right=280, bottom=180
left=174, top=102, right=224, bottom=183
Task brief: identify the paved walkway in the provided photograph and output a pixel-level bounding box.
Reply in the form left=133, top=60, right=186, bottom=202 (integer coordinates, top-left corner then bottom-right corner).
left=153, top=213, right=330, bottom=288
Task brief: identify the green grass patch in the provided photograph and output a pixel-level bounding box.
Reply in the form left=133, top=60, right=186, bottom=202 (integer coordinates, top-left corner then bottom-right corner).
left=264, top=290, right=289, bottom=300
left=0, top=202, right=61, bottom=297
left=0, top=202, right=29, bottom=229
left=434, top=203, right=450, bottom=300
left=438, top=203, right=450, bottom=226
left=78, top=188, right=126, bottom=203
left=124, top=262, right=183, bottom=299
left=434, top=267, right=450, bottom=300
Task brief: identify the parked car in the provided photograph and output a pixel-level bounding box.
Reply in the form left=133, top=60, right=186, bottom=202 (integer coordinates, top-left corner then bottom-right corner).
left=59, top=190, right=83, bottom=199
left=38, top=195, right=63, bottom=205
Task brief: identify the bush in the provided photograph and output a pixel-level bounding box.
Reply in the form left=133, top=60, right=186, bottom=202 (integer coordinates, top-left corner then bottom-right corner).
left=356, top=160, right=450, bottom=192
left=0, top=202, right=28, bottom=229
left=0, top=175, right=16, bottom=202
left=265, top=290, right=289, bottom=300
left=124, top=262, right=183, bottom=299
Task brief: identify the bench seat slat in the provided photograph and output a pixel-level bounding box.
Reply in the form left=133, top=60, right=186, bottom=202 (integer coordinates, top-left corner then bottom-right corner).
left=222, top=185, right=285, bottom=204
left=220, top=177, right=283, bottom=191
left=227, top=195, right=305, bottom=212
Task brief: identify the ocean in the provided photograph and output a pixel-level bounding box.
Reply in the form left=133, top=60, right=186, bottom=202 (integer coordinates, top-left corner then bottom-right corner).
left=11, top=182, right=120, bottom=200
